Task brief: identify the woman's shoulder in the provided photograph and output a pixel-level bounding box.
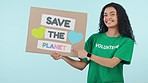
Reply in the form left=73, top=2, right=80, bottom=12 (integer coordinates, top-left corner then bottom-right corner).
left=121, top=36, right=134, bottom=44
left=90, top=32, right=104, bottom=37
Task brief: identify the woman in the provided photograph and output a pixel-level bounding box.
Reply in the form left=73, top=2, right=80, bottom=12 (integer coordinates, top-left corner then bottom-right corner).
left=50, top=2, right=135, bottom=83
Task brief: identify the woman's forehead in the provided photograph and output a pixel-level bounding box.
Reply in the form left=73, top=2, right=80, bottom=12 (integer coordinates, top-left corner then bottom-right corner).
left=104, top=7, right=117, bottom=13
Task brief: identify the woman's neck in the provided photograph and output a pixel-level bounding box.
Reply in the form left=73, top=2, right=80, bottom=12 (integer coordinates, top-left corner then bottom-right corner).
left=106, top=28, right=120, bottom=37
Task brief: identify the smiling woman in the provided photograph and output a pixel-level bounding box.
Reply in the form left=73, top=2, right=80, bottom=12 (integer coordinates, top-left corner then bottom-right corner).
left=50, top=2, right=135, bottom=83
left=103, top=7, right=118, bottom=30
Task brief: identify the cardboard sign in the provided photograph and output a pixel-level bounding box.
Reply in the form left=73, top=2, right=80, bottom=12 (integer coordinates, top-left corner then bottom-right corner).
left=26, top=7, right=87, bottom=56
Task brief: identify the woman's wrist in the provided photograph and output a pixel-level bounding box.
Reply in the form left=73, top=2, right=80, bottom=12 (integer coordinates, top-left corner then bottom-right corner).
left=87, top=53, right=92, bottom=57
left=61, top=56, right=68, bottom=60
left=87, top=53, right=92, bottom=60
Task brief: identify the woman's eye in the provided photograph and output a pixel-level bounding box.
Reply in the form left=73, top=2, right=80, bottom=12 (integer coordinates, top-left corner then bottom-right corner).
left=110, top=13, right=115, bottom=16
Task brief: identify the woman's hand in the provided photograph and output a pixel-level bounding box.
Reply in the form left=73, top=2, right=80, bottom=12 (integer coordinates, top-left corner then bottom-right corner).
left=78, top=49, right=88, bottom=58
left=71, top=48, right=88, bottom=58
left=50, top=49, right=88, bottom=60
left=50, top=49, right=88, bottom=70
left=50, top=52, right=62, bottom=60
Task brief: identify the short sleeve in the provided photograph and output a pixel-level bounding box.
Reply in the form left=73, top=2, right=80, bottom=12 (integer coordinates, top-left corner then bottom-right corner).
left=84, top=34, right=94, bottom=53
left=114, top=39, right=134, bottom=64
left=80, top=58, right=89, bottom=63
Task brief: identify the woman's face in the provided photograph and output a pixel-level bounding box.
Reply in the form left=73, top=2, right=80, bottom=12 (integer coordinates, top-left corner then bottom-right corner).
left=103, top=7, right=118, bottom=28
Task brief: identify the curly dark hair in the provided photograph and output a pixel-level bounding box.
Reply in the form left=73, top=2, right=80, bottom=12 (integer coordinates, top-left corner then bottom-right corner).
left=99, top=2, right=135, bottom=42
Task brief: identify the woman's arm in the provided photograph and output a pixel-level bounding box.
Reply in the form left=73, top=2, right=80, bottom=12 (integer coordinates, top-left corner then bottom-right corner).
left=78, top=49, right=121, bottom=68
left=90, top=54, right=121, bottom=68
left=62, top=56, right=87, bottom=70
left=50, top=52, right=88, bottom=70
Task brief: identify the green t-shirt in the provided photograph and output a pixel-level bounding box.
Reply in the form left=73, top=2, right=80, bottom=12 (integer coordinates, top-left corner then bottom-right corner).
left=82, top=33, right=134, bottom=83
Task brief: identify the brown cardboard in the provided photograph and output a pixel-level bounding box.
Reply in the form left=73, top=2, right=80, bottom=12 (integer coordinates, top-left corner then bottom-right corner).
left=26, top=7, right=87, bottom=57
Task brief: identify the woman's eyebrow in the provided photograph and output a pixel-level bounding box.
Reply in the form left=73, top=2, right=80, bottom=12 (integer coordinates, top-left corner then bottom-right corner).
left=110, top=11, right=116, bottom=13
left=104, top=11, right=116, bottom=14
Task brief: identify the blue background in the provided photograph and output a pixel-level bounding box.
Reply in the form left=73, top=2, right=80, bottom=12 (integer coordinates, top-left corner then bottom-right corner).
left=0, top=0, right=148, bottom=83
